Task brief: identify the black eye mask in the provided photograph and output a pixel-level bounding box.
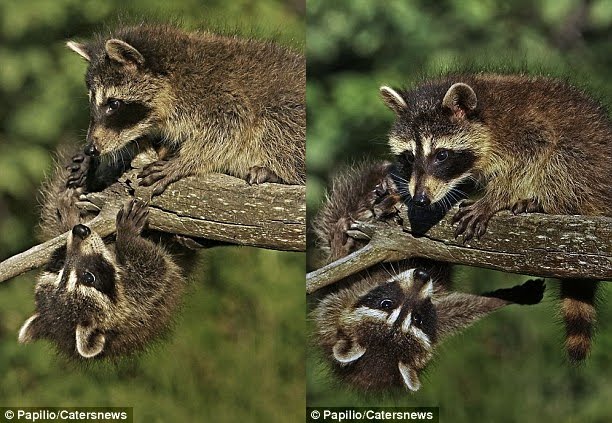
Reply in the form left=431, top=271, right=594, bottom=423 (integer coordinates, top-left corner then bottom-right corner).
left=77, top=254, right=118, bottom=301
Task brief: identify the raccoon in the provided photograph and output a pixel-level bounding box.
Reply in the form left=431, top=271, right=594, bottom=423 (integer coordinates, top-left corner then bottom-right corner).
left=314, top=265, right=544, bottom=392
left=67, top=24, right=305, bottom=195
left=311, top=160, right=544, bottom=391
left=19, top=151, right=188, bottom=359
left=379, top=74, right=612, bottom=361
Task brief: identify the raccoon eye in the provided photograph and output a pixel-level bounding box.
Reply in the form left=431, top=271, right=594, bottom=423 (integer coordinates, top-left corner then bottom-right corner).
left=106, top=99, right=123, bottom=114
left=435, top=150, right=449, bottom=163
left=82, top=271, right=96, bottom=286
left=413, top=312, right=423, bottom=326
left=379, top=299, right=394, bottom=309
left=404, top=151, right=415, bottom=163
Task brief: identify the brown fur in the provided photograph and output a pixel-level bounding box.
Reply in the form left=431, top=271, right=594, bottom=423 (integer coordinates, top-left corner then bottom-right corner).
left=68, top=24, right=305, bottom=195
left=311, top=161, right=544, bottom=391
left=383, top=74, right=611, bottom=216
left=381, top=74, right=612, bottom=362
left=21, top=145, right=193, bottom=359
left=312, top=160, right=399, bottom=263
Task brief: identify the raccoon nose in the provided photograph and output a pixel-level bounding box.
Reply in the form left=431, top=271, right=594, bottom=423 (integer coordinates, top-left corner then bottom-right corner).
left=84, top=143, right=99, bottom=157
left=72, top=224, right=91, bottom=240
left=413, top=269, right=430, bottom=284
left=413, top=193, right=431, bottom=207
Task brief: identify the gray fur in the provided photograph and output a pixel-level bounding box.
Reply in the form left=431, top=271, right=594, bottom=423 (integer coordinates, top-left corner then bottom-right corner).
left=311, top=160, right=544, bottom=392
left=68, top=24, right=305, bottom=195
left=20, top=147, right=191, bottom=359
left=381, top=74, right=612, bottom=361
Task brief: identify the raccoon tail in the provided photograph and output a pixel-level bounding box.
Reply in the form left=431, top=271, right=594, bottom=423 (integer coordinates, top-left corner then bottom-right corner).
left=560, top=279, right=598, bottom=362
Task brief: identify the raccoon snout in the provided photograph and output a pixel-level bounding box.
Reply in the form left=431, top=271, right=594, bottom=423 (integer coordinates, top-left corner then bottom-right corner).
left=72, top=224, right=91, bottom=240
left=413, top=192, right=431, bottom=207
left=84, top=143, right=100, bottom=157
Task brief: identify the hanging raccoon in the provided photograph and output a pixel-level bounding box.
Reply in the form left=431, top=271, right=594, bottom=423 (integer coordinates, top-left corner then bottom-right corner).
left=311, top=160, right=544, bottom=392
left=379, top=74, right=612, bottom=361
left=67, top=24, right=305, bottom=195
left=18, top=148, right=193, bottom=359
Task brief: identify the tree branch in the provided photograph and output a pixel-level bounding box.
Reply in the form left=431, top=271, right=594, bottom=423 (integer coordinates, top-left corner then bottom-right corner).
left=306, top=207, right=612, bottom=294
left=0, top=168, right=305, bottom=284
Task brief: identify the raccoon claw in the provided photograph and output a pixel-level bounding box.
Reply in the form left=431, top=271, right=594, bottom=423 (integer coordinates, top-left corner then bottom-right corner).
left=511, top=198, right=543, bottom=215
left=452, top=202, right=492, bottom=242
left=246, top=166, right=283, bottom=185
left=171, top=235, right=208, bottom=249
left=138, top=160, right=181, bottom=196
left=372, top=178, right=394, bottom=201
left=345, top=228, right=370, bottom=241
left=151, top=180, right=173, bottom=197
left=71, top=154, right=85, bottom=164
left=138, top=160, right=170, bottom=184
left=75, top=199, right=101, bottom=214
left=455, top=199, right=475, bottom=210
left=327, top=217, right=360, bottom=259
left=66, top=154, right=91, bottom=188
left=372, top=179, right=402, bottom=221
left=116, top=199, right=149, bottom=234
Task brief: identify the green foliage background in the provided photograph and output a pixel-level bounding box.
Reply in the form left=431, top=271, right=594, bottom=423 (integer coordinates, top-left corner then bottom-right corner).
left=306, top=0, right=612, bottom=421
left=0, top=1, right=305, bottom=422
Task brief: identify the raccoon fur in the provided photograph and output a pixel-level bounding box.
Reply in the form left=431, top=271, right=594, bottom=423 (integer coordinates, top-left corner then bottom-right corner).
left=19, top=149, right=190, bottom=359
left=67, top=24, right=305, bottom=195
left=380, top=74, right=612, bottom=362
left=311, top=160, right=544, bottom=392
left=311, top=160, right=401, bottom=264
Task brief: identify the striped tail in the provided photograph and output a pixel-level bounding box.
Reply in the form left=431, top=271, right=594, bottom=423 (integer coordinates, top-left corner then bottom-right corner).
left=560, top=279, right=598, bottom=362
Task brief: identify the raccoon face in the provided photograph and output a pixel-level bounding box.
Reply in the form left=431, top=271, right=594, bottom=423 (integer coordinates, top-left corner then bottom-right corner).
left=68, top=39, right=167, bottom=156
left=380, top=83, right=490, bottom=208
left=330, top=268, right=437, bottom=392
left=19, top=224, right=122, bottom=359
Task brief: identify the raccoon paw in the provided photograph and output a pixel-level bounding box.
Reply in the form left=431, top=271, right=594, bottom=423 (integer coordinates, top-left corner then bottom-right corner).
left=330, top=217, right=360, bottom=258
left=137, top=160, right=181, bottom=196
left=372, top=179, right=402, bottom=222
left=75, top=195, right=101, bottom=215
left=452, top=200, right=493, bottom=242
left=66, top=153, right=92, bottom=188
left=246, top=166, right=283, bottom=185
left=484, top=278, right=545, bottom=305
left=515, top=278, right=546, bottom=305
left=511, top=198, right=543, bottom=215
left=116, top=199, right=149, bottom=235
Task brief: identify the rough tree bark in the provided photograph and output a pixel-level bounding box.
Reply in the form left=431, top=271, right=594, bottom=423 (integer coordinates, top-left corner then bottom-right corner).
left=306, top=207, right=612, bottom=294
left=0, top=167, right=306, bottom=284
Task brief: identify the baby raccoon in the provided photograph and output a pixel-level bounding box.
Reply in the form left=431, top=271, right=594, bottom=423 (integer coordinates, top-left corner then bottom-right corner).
left=67, top=24, right=305, bottom=195
left=314, top=265, right=543, bottom=392
left=19, top=151, right=187, bottom=359
left=311, top=160, right=544, bottom=391
left=380, top=74, right=612, bottom=362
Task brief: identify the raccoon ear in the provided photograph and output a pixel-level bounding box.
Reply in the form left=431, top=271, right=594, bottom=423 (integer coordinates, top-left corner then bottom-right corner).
left=75, top=323, right=106, bottom=358
left=105, top=39, right=145, bottom=67
left=442, top=83, right=477, bottom=118
left=380, top=86, right=408, bottom=114
left=18, top=314, right=42, bottom=343
left=66, top=41, right=91, bottom=62
left=332, top=338, right=366, bottom=364
left=398, top=361, right=421, bottom=392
